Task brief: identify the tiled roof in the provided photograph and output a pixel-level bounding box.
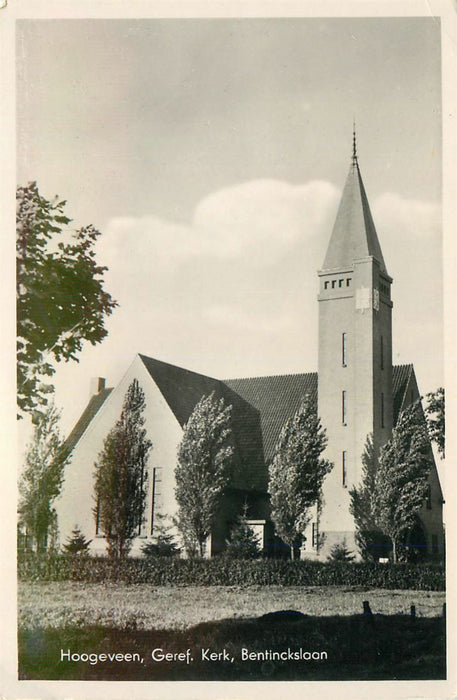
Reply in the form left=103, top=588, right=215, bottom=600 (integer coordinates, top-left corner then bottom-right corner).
left=223, top=372, right=317, bottom=463
left=66, top=359, right=415, bottom=488
left=392, top=364, right=414, bottom=423
left=139, top=355, right=265, bottom=490
left=65, top=387, right=113, bottom=453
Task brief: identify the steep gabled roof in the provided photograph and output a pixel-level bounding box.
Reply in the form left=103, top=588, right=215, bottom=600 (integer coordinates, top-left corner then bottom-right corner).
left=223, top=372, right=317, bottom=463
left=322, top=161, right=388, bottom=274
left=139, top=355, right=265, bottom=490
left=65, top=387, right=113, bottom=453
left=66, top=360, right=415, bottom=487
left=392, top=364, right=414, bottom=424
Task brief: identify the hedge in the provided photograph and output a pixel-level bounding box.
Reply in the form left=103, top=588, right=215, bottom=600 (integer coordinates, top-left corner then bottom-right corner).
left=17, top=553, right=445, bottom=590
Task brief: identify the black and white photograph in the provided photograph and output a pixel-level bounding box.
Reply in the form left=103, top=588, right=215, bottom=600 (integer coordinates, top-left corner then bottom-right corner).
left=3, top=0, right=456, bottom=697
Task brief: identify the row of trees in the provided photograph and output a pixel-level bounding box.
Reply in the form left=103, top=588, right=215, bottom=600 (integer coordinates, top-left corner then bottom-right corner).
left=19, top=380, right=444, bottom=561
left=17, top=183, right=445, bottom=560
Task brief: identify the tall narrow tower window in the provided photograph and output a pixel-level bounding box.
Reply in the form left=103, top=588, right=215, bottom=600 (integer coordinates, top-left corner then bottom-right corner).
left=342, top=333, right=347, bottom=366
left=150, top=467, right=162, bottom=535
left=342, top=451, right=348, bottom=487
left=342, top=391, right=347, bottom=425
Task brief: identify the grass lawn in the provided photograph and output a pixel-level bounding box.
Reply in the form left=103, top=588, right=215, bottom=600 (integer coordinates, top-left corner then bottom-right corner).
left=18, top=583, right=446, bottom=681
left=18, top=581, right=445, bottom=630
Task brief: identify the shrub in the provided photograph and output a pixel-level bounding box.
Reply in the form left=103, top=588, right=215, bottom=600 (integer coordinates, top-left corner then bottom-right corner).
left=17, top=552, right=445, bottom=590
left=224, top=513, right=261, bottom=560
left=328, top=540, right=355, bottom=563
left=62, top=527, right=92, bottom=556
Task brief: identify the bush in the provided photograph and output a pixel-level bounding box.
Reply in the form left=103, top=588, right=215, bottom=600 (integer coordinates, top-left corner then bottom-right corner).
left=328, top=540, right=355, bottom=563
left=17, top=552, right=445, bottom=590
left=224, top=513, right=261, bottom=560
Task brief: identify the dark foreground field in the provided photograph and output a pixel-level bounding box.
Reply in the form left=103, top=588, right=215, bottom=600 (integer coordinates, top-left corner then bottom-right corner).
left=19, top=611, right=446, bottom=681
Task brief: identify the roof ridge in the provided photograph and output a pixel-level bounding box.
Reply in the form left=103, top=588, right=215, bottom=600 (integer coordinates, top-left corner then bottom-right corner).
left=223, top=370, right=317, bottom=382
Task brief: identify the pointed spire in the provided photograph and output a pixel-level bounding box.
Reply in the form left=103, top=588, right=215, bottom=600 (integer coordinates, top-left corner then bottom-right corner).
left=352, top=120, right=358, bottom=167
left=321, top=132, right=388, bottom=274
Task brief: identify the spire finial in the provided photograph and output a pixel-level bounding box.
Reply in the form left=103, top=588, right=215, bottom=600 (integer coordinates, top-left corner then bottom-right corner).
left=352, top=121, right=358, bottom=167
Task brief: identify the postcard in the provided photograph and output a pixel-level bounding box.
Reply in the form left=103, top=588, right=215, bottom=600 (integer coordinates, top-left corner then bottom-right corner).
left=2, top=1, right=456, bottom=699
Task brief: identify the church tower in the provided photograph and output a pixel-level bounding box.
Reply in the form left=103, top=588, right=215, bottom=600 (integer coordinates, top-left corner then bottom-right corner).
left=316, top=134, right=393, bottom=556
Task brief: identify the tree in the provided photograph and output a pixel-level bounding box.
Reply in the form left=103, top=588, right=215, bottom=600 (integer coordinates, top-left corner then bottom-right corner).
left=62, top=526, right=92, bottom=556
left=93, top=379, right=152, bottom=558
left=174, top=393, right=234, bottom=557
left=268, top=395, right=332, bottom=559
left=224, top=505, right=261, bottom=559
left=349, top=434, right=390, bottom=562
left=425, top=387, right=445, bottom=459
left=141, top=514, right=178, bottom=558
left=327, top=539, right=355, bottom=563
left=17, top=182, right=117, bottom=418
left=18, top=403, right=69, bottom=551
left=373, top=401, right=432, bottom=563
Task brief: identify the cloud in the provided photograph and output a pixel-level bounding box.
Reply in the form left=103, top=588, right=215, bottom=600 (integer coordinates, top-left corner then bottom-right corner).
left=100, top=178, right=340, bottom=276
left=193, top=179, right=340, bottom=263
left=373, top=192, right=441, bottom=241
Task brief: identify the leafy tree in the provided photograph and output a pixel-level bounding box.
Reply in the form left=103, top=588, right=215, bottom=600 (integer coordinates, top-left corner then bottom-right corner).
left=224, top=506, right=261, bottom=559
left=268, top=395, right=332, bottom=559
left=141, top=514, right=178, bottom=558
left=93, top=380, right=152, bottom=558
left=327, top=539, right=355, bottom=563
left=425, top=387, right=445, bottom=459
left=174, top=393, right=234, bottom=558
left=349, top=434, right=390, bottom=562
left=62, top=526, right=92, bottom=555
left=17, top=182, right=117, bottom=418
left=373, top=401, right=432, bottom=564
left=18, top=403, right=69, bottom=551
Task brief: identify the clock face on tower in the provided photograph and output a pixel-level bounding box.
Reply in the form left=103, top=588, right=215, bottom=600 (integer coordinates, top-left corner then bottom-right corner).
left=355, top=287, right=380, bottom=312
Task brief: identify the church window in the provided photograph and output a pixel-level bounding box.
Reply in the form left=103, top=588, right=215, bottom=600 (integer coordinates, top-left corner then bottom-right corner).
left=339, top=279, right=344, bottom=287
left=332, top=280, right=336, bottom=289
left=381, top=393, right=385, bottom=428
left=150, top=467, right=162, bottom=535
left=312, top=522, right=318, bottom=548
left=342, top=391, right=347, bottom=424
left=342, top=451, right=347, bottom=487
left=324, top=281, right=329, bottom=290
left=426, top=484, right=432, bottom=510
left=342, top=333, right=347, bottom=366
left=95, top=496, right=101, bottom=535
left=346, top=278, right=351, bottom=287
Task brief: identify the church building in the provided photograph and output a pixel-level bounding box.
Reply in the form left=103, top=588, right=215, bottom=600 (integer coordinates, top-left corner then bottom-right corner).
left=55, top=140, right=444, bottom=560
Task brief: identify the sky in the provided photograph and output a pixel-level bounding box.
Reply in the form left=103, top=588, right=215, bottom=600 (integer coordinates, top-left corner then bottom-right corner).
left=16, top=16, right=443, bottom=440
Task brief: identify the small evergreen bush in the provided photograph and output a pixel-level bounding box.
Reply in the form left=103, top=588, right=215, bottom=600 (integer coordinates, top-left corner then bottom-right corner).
left=224, top=512, right=261, bottom=560
left=62, top=527, right=92, bottom=556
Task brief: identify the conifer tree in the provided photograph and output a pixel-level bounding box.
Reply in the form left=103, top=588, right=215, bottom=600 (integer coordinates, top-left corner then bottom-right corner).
left=268, top=395, right=332, bottom=559
left=174, top=393, right=234, bottom=557
left=225, top=505, right=261, bottom=559
left=141, top=514, right=178, bottom=558
left=18, top=403, right=69, bottom=551
left=62, top=526, right=92, bottom=555
left=93, top=379, right=152, bottom=558
left=373, top=401, right=432, bottom=563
